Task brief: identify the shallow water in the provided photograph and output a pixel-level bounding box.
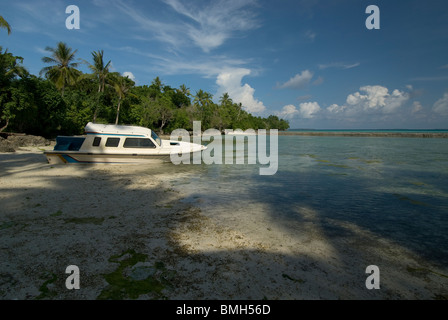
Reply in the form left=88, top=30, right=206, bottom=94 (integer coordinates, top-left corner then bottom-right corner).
left=150, top=135, right=448, bottom=267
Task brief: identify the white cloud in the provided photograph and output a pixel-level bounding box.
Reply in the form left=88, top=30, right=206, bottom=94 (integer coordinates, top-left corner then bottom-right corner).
left=114, top=0, right=260, bottom=53
left=165, top=0, right=260, bottom=52
left=318, top=62, right=360, bottom=70
left=278, top=105, right=300, bottom=119
left=117, top=46, right=268, bottom=114
left=216, top=68, right=266, bottom=113
left=11, top=0, right=65, bottom=32
left=304, top=30, right=316, bottom=41
left=277, top=102, right=321, bottom=119
left=345, top=85, right=409, bottom=114
left=323, top=85, right=411, bottom=124
left=277, top=70, right=313, bottom=89
left=412, top=101, right=423, bottom=113
left=34, top=47, right=48, bottom=55
left=299, top=102, right=321, bottom=118
left=122, top=71, right=136, bottom=82
left=433, top=93, right=448, bottom=116
left=326, top=103, right=346, bottom=114
left=312, top=76, right=324, bottom=86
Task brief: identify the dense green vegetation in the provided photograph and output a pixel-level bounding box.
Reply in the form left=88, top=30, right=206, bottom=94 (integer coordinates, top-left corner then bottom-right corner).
left=0, top=41, right=289, bottom=138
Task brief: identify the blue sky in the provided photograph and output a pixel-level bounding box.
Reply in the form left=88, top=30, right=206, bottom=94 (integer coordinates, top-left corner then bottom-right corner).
left=1, top=0, right=448, bottom=129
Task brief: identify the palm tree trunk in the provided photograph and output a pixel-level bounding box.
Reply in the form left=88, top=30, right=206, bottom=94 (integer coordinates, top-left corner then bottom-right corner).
left=92, top=85, right=102, bottom=123
left=93, top=109, right=98, bottom=123
left=115, top=100, right=121, bottom=125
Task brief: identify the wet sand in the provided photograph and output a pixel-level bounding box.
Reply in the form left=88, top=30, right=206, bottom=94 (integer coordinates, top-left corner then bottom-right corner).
left=0, top=147, right=447, bottom=300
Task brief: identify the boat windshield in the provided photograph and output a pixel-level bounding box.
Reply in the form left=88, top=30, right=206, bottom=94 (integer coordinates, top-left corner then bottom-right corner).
left=151, top=130, right=162, bottom=146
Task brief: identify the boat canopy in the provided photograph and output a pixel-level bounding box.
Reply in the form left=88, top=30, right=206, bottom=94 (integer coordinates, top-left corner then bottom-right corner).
left=54, top=136, right=85, bottom=151
left=84, top=122, right=152, bottom=137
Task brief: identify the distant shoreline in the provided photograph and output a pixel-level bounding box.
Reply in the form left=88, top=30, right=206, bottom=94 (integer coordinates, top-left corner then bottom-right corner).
left=163, top=131, right=448, bottom=139
left=278, top=131, right=448, bottom=138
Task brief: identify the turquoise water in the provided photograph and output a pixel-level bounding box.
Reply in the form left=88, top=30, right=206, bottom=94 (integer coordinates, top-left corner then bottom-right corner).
left=287, top=129, right=448, bottom=133
left=157, top=135, right=448, bottom=267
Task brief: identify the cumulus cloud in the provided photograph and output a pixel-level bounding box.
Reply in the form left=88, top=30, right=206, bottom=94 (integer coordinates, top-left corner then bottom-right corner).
left=277, top=70, right=313, bottom=89
left=216, top=68, right=266, bottom=113
left=278, top=102, right=321, bottom=119
left=338, top=85, right=409, bottom=115
left=278, top=105, right=300, bottom=119
left=433, top=93, right=448, bottom=116
left=298, top=102, right=321, bottom=118
left=412, top=101, right=423, bottom=114
left=326, top=103, right=346, bottom=114
left=122, top=71, right=136, bottom=82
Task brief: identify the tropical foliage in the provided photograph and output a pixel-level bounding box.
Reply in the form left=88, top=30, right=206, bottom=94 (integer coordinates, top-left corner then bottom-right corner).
left=1, top=42, right=289, bottom=137
left=0, top=15, right=11, bottom=35
left=40, top=42, right=81, bottom=96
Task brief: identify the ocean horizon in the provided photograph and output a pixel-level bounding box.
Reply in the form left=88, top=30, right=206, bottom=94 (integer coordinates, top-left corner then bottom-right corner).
left=287, top=128, right=448, bottom=133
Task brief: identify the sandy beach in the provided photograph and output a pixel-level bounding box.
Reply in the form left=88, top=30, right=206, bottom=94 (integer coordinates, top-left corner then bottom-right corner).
left=0, top=146, right=447, bottom=300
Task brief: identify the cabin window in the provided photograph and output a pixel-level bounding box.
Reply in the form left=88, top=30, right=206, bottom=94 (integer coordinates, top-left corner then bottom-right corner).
left=123, top=138, right=156, bottom=148
left=92, top=137, right=101, bottom=147
left=105, top=137, right=120, bottom=147
left=151, top=131, right=161, bottom=146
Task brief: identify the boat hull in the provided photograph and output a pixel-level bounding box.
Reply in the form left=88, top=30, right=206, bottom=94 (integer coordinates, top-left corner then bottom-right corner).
left=45, top=151, right=173, bottom=164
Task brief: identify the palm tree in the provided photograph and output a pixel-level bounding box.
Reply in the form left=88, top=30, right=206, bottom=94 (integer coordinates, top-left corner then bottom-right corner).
left=178, top=84, right=190, bottom=97
left=0, top=47, right=27, bottom=84
left=0, top=47, right=28, bottom=132
left=151, top=76, right=163, bottom=92
left=87, top=50, right=111, bottom=122
left=0, top=15, right=11, bottom=35
left=219, top=92, right=233, bottom=106
left=89, top=50, right=111, bottom=93
left=40, top=42, right=81, bottom=96
left=193, top=89, right=213, bottom=108
left=194, top=89, right=214, bottom=128
left=112, top=74, right=135, bottom=125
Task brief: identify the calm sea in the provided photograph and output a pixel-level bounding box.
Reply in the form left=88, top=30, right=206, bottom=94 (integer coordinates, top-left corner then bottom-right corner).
left=287, top=129, right=448, bottom=133
left=153, top=134, right=448, bottom=267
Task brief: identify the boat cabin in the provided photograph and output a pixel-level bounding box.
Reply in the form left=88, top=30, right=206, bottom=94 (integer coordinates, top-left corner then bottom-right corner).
left=53, top=122, right=163, bottom=153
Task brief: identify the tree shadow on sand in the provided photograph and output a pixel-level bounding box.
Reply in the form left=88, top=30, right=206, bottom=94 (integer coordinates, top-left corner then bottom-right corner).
left=0, top=154, right=447, bottom=300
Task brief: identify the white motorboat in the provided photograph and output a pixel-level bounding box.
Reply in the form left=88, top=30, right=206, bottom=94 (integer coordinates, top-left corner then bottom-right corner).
left=44, top=122, right=206, bottom=164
